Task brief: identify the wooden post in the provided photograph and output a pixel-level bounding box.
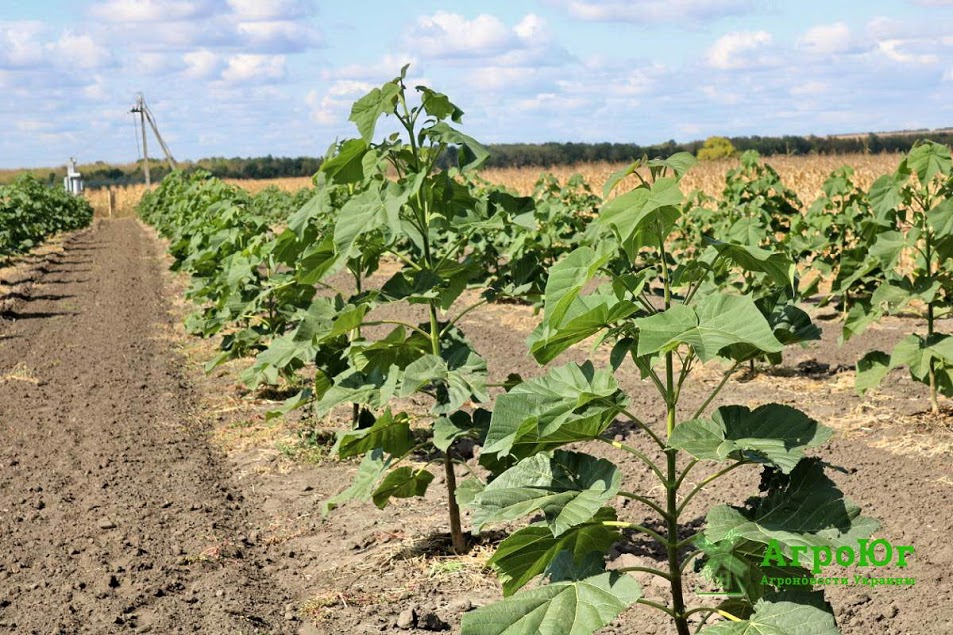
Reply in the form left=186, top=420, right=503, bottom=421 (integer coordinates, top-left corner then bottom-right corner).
left=107, top=188, right=115, bottom=219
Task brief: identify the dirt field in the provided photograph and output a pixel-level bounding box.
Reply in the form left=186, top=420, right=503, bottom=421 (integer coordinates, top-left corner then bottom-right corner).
left=1, top=219, right=951, bottom=634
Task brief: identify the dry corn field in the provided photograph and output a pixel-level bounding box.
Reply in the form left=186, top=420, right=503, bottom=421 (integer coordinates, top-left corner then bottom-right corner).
left=83, top=153, right=904, bottom=218
left=481, top=153, right=904, bottom=201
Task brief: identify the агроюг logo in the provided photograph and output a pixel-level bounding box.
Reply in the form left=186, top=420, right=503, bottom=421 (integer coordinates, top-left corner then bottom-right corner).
left=763, top=538, right=914, bottom=573
left=698, top=537, right=916, bottom=596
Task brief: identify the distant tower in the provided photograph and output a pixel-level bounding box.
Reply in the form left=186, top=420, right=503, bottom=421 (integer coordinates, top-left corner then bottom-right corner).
left=64, top=157, right=84, bottom=195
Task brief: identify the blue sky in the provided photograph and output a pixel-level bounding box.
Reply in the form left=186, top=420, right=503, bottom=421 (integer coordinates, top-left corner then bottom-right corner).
left=1, top=0, right=951, bottom=168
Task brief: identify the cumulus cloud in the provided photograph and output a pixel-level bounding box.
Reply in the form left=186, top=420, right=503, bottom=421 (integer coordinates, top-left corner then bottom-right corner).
left=798, top=22, right=851, bottom=55
left=86, top=0, right=321, bottom=56
left=554, top=0, right=755, bottom=24
left=227, top=0, right=311, bottom=20
left=406, top=12, right=515, bottom=58
left=183, top=48, right=222, bottom=78
left=221, top=54, right=286, bottom=83
left=877, top=39, right=939, bottom=64
left=89, top=0, right=215, bottom=23
left=236, top=20, right=319, bottom=52
left=0, top=22, right=47, bottom=68
left=706, top=30, right=774, bottom=69
left=47, top=32, right=113, bottom=68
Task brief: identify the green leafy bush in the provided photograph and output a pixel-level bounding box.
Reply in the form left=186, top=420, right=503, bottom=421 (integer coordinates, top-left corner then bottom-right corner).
left=462, top=155, right=875, bottom=635
left=0, top=174, right=93, bottom=258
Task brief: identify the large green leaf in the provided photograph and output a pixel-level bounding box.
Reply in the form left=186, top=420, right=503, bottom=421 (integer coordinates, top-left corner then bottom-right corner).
left=426, top=121, right=490, bottom=171
left=471, top=450, right=621, bottom=536
left=460, top=571, right=641, bottom=635
left=483, top=362, right=625, bottom=458
left=867, top=174, right=903, bottom=218
left=333, top=187, right=388, bottom=258
left=489, top=508, right=620, bottom=596
left=542, top=245, right=615, bottom=327
left=598, top=177, right=683, bottom=248
left=927, top=198, right=953, bottom=239
left=529, top=290, right=639, bottom=364
left=320, top=138, right=369, bottom=184
left=705, top=459, right=879, bottom=558
left=669, top=404, right=832, bottom=473
left=316, top=366, right=401, bottom=415
left=906, top=140, right=952, bottom=186
left=371, top=466, right=434, bottom=508
left=333, top=410, right=414, bottom=459
left=636, top=295, right=783, bottom=362
left=855, top=350, right=891, bottom=394
left=349, top=81, right=400, bottom=142
left=710, top=242, right=795, bottom=290
left=648, top=151, right=698, bottom=179
left=699, top=590, right=839, bottom=635
left=322, top=449, right=388, bottom=514
left=399, top=345, right=488, bottom=414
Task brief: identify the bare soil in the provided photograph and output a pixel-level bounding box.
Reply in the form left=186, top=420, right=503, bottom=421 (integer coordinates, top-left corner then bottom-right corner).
left=0, top=220, right=301, bottom=634
left=1, top=219, right=952, bottom=634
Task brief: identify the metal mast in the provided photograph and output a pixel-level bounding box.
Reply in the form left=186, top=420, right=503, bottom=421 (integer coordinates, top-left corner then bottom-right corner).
left=130, top=94, right=177, bottom=187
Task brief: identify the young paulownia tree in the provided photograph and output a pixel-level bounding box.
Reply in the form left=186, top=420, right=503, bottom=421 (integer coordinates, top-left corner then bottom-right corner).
left=461, top=156, right=877, bottom=634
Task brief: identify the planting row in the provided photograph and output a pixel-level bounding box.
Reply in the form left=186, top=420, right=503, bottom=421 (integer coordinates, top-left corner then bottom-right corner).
left=139, top=67, right=951, bottom=635
left=0, top=175, right=93, bottom=260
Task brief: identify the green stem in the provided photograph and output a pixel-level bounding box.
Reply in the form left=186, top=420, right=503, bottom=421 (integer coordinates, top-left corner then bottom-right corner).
left=615, top=406, right=665, bottom=449
left=386, top=248, right=422, bottom=271
left=637, top=598, right=676, bottom=618
left=691, top=361, right=742, bottom=419
left=442, top=297, right=489, bottom=335
left=684, top=607, right=720, bottom=618
left=666, top=449, right=691, bottom=635
left=601, top=521, right=668, bottom=545
left=679, top=549, right=703, bottom=573
left=362, top=320, right=431, bottom=339
left=674, top=459, right=699, bottom=490
left=617, top=566, right=672, bottom=581
left=598, top=437, right=666, bottom=483
left=618, top=491, right=670, bottom=521
left=925, top=229, right=939, bottom=414
left=677, top=461, right=749, bottom=516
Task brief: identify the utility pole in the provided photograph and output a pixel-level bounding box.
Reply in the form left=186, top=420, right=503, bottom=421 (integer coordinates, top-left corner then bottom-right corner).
left=132, top=95, right=151, bottom=187
left=131, top=94, right=177, bottom=187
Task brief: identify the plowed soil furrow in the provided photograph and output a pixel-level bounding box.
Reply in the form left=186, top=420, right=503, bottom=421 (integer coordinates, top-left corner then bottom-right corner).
left=0, top=220, right=295, bottom=635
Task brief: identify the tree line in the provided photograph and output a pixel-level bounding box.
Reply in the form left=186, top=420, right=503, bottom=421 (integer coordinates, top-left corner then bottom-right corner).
left=8, top=130, right=952, bottom=189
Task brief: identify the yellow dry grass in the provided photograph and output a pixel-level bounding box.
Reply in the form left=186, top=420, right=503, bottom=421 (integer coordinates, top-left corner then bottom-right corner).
left=80, top=153, right=904, bottom=219
left=84, top=184, right=148, bottom=219
left=481, top=153, right=903, bottom=203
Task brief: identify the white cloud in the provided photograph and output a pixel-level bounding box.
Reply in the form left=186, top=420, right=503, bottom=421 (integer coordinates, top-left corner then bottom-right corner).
left=407, top=12, right=515, bottom=58
left=798, top=22, right=851, bottom=55
left=89, top=0, right=213, bottom=23
left=706, top=30, right=773, bottom=69
left=514, top=14, right=546, bottom=40
left=220, top=53, right=286, bottom=83
left=0, top=21, right=47, bottom=68
left=878, top=39, right=939, bottom=64
left=236, top=20, right=319, bottom=52
left=183, top=49, right=221, bottom=78
left=558, top=0, right=754, bottom=23
left=321, top=53, right=419, bottom=82
left=47, top=32, right=113, bottom=69
left=227, top=0, right=310, bottom=20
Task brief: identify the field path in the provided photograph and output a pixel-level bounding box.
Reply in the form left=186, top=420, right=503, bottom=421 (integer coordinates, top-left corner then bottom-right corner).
left=0, top=219, right=299, bottom=634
